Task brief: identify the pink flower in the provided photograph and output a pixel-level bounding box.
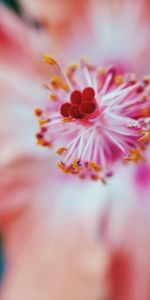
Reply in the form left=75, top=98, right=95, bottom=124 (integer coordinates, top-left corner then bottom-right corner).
left=35, top=56, right=150, bottom=182
left=0, top=2, right=150, bottom=299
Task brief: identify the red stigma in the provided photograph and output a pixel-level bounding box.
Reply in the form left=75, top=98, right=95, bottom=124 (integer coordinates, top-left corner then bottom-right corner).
left=70, top=105, right=84, bottom=119
left=60, top=86, right=98, bottom=120
left=60, top=102, right=71, bottom=117
left=71, top=90, right=82, bottom=104
left=80, top=101, right=97, bottom=114
left=82, top=87, right=95, bottom=102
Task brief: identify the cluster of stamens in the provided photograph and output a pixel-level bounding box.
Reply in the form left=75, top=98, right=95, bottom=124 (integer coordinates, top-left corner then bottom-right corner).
left=60, top=87, right=98, bottom=120
left=34, top=55, right=150, bottom=183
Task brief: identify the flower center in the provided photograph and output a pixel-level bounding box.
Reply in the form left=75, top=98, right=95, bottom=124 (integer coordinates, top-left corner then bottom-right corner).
left=60, top=87, right=98, bottom=120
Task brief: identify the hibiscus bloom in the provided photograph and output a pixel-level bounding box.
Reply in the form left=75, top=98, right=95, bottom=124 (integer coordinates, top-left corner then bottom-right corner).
left=0, top=1, right=150, bottom=300
left=35, top=56, right=150, bottom=182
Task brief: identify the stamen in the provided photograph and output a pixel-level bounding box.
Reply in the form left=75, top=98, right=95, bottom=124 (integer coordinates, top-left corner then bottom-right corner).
left=124, top=148, right=144, bottom=163
left=114, top=75, right=124, bottom=85
left=57, top=161, right=69, bottom=174
left=44, top=54, right=57, bottom=65
left=39, top=119, right=49, bottom=126
left=66, top=64, right=78, bottom=77
left=89, top=162, right=101, bottom=172
left=34, top=108, right=42, bottom=117
left=63, top=117, right=72, bottom=123
left=50, top=76, right=69, bottom=91
left=44, top=54, right=72, bottom=90
left=35, top=57, right=150, bottom=182
left=36, top=134, right=51, bottom=147
left=138, top=130, right=150, bottom=144
left=57, top=147, right=67, bottom=155
left=49, top=94, right=58, bottom=101
left=72, top=159, right=82, bottom=172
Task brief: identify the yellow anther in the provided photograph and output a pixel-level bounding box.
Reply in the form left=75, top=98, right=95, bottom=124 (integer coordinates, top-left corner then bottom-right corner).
left=114, top=75, right=124, bottom=85
left=57, top=162, right=70, bottom=174
left=138, top=130, right=150, bottom=144
left=37, top=137, right=51, bottom=148
left=63, top=117, right=72, bottom=123
left=141, top=107, right=150, bottom=117
left=37, top=139, right=44, bottom=146
left=124, top=148, right=143, bottom=163
left=39, top=119, right=49, bottom=126
left=44, top=54, right=56, bottom=65
left=50, top=76, right=69, bottom=91
left=57, top=161, right=65, bottom=170
left=89, top=162, right=101, bottom=172
left=49, top=94, right=58, bottom=101
left=66, top=64, right=78, bottom=76
left=72, top=159, right=82, bottom=172
left=34, top=108, right=42, bottom=117
left=56, top=147, right=67, bottom=155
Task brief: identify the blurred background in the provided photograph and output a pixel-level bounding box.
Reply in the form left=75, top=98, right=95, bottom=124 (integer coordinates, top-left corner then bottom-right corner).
left=0, top=0, right=150, bottom=300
